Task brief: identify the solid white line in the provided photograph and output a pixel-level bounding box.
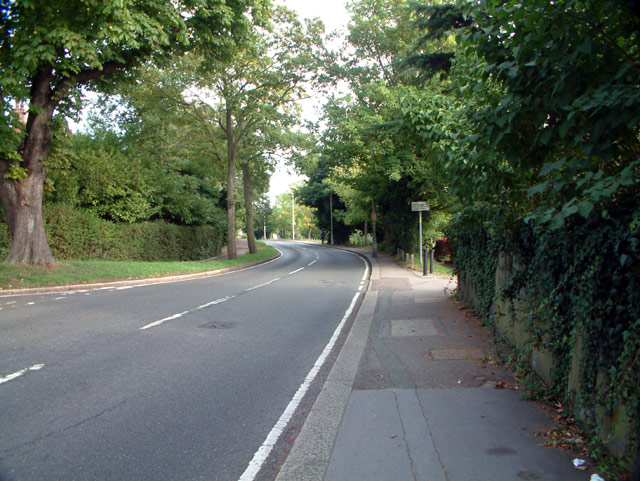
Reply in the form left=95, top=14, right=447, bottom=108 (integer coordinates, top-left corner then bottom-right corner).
left=140, top=310, right=190, bottom=330
left=244, top=278, right=280, bottom=292
left=288, top=268, right=304, bottom=275
left=238, top=255, right=368, bottom=481
left=0, top=364, right=44, bottom=385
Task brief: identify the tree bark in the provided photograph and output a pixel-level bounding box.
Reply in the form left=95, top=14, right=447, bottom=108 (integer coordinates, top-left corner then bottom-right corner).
left=241, top=161, right=258, bottom=254
left=0, top=171, right=55, bottom=264
left=0, top=67, right=57, bottom=264
left=225, top=111, right=238, bottom=260
left=364, top=220, right=368, bottom=247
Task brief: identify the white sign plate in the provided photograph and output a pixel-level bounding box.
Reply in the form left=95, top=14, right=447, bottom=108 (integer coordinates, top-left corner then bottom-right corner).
left=411, top=202, right=430, bottom=211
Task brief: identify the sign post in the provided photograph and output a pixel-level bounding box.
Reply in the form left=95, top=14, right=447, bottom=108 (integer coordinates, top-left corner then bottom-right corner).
left=411, top=202, right=430, bottom=266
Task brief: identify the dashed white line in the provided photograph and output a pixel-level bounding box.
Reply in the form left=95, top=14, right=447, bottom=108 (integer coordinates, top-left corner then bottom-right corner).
left=307, top=260, right=317, bottom=266
left=140, top=296, right=235, bottom=330
left=288, top=268, right=304, bottom=275
left=140, top=310, right=190, bottom=330
left=0, top=364, right=44, bottom=385
left=195, top=296, right=235, bottom=310
left=244, top=278, right=281, bottom=292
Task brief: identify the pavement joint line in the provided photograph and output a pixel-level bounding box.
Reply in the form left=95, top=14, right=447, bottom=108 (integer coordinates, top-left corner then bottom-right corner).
left=242, top=251, right=370, bottom=481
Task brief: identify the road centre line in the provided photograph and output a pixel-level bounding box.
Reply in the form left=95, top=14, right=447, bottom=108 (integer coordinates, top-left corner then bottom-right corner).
left=140, top=311, right=190, bottom=330
left=288, top=268, right=304, bottom=275
left=195, top=296, right=235, bottom=310
left=239, top=255, right=370, bottom=481
left=307, top=260, right=316, bottom=266
left=0, top=364, right=44, bottom=385
left=244, top=278, right=280, bottom=292
left=139, top=295, right=237, bottom=330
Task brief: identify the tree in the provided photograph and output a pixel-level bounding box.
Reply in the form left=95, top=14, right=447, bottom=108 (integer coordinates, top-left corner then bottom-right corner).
left=300, top=0, right=454, bottom=251
left=0, top=0, right=266, bottom=264
left=161, top=7, right=325, bottom=259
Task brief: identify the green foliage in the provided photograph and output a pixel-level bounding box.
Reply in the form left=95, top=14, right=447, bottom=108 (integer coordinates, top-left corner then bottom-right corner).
left=448, top=203, right=640, bottom=471
left=446, top=207, right=505, bottom=317
left=0, top=204, right=224, bottom=262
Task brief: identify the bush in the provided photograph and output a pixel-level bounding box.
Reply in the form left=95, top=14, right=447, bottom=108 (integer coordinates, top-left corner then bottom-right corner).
left=0, top=204, right=224, bottom=262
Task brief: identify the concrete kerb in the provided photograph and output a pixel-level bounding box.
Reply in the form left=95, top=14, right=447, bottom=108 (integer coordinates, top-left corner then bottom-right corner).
left=0, top=252, right=281, bottom=297
left=275, top=252, right=380, bottom=481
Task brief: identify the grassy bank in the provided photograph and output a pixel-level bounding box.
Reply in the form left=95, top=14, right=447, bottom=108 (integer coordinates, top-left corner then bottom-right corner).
left=0, top=244, right=278, bottom=290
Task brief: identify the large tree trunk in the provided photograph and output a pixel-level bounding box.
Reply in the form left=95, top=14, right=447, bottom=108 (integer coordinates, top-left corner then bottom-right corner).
left=226, top=150, right=237, bottom=260
left=0, top=172, right=55, bottom=265
left=0, top=69, right=57, bottom=265
left=364, top=220, right=368, bottom=247
left=225, top=107, right=237, bottom=260
left=241, top=161, right=258, bottom=254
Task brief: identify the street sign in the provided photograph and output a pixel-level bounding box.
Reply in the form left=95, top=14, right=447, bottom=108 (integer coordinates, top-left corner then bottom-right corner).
left=411, top=201, right=430, bottom=212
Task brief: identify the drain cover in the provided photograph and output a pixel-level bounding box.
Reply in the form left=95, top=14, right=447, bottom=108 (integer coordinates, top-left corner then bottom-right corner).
left=199, top=321, right=237, bottom=329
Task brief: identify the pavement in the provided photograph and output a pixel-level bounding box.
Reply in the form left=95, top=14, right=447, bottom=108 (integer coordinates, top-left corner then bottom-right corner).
left=275, top=248, right=600, bottom=481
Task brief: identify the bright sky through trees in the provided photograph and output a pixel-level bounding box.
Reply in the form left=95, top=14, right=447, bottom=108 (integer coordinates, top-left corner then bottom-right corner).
left=268, top=0, right=349, bottom=203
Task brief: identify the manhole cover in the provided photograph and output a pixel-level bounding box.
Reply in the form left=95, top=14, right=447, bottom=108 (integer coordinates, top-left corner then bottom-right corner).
left=199, top=321, right=237, bottom=329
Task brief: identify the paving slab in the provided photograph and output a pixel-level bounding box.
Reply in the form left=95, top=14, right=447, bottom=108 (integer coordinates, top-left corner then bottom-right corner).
left=275, top=250, right=599, bottom=481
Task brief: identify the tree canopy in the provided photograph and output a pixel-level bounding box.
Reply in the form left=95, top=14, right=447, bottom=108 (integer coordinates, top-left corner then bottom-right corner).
left=0, top=0, right=268, bottom=263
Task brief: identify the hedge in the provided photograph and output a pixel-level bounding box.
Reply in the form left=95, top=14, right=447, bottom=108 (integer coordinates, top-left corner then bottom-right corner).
left=0, top=204, right=224, bottom=261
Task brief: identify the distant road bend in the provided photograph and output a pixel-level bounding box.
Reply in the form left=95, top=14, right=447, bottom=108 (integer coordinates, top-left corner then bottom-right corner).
left=0, top=241, right=369, bottom=481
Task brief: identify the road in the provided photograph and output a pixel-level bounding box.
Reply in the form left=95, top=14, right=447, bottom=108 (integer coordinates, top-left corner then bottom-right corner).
left=0, top=242, right=369, bottom=481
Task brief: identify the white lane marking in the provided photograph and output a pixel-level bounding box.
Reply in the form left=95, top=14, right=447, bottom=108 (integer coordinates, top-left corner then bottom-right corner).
left=140, top=311, right=190, bottom=330
left=0, top=364, right=44, bottom=385
left=140, top=296, right=235, bottom=330
left=288, top=268, right=304, bottom=275
left=307, top=260, right=317, bottom=266
left=238, top=254, right=369, bottom=481
left=116, top=286, right=136, bottom=290
left=27, top=302, right=35, bottom=305
left=5, top=301, right=16, bottom=305
left=195, top=296, right=234, bottom=310
left=54, top=297, right=66, bottom=300
left=244, top=278, right=280, bottom=292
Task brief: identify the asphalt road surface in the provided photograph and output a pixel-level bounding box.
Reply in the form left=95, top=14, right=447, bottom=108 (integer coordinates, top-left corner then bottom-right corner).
left=0, top=242, right=368, bottom=481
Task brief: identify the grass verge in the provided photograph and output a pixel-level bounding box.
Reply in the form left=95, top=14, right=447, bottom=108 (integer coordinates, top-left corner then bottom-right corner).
left=0, top=244, right=279, bottom=290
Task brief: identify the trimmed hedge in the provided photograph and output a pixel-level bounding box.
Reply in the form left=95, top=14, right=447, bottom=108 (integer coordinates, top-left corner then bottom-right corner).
left=0, top=204, right=224, bottom=261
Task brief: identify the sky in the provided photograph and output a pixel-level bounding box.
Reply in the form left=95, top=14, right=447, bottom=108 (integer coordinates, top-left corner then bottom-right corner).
left=268, top=0, right=350, bottom=204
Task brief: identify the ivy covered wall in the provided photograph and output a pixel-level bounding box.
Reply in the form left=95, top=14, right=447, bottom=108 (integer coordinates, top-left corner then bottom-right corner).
left=449, top=207, right=640, bottom=476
